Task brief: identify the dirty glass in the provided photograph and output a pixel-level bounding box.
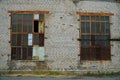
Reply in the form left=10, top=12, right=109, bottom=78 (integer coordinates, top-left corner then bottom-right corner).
left=22, top=34, right=28, bottom=46
left=11, top=21, right=17, bottom=32
left=96, top=22, right=100, bottom=33
left=86, top=22, right=90, bottom=33
left=22, top=47, right=27, bottom=59
left=101, top=16, right=105, bottom=21
left=105, top=16, right=109, bottom=21
left=27, top=47, right=32, bottom=59
left=81, top=41, right=90, bottom=46
left=95, top=16, right=99, bottom=20
left=91, top=22, right=96, bottom=33
left=81, top=48, right=90, bottom=60
left=91, top=16, right=95, bottom=20
left=85, top=16, right=90, bottom=20
left=106, top=22, right=110, bottom=34
left=17, top=34, right=21, bottom=46
left=33, top=34, right=39, bottom=45
left=23, top=14, right=33, bottom=20
left=101, top=22, right=105, bottom=33
left=81, top=35, right=90, bottom=40
left=17, top=47, right=21, bottom=60
left=17, top=21, right=22, bottom=32
left=39, top=14, right=44, bottom=20
left=28, top=20, right=32, bottom=32
left=81, top=16, right=86, bottom=20
left=81, top=22, right=85, bottom=33
left=11, top=47, right=17, bottom=60
left=12, top=34, right=17, bottom=46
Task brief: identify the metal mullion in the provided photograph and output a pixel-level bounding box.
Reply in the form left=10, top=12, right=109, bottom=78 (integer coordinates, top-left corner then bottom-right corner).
left=90, top=16, right=92, bottom=60
left=108, top=16, right=111, bottom=60
left=80, top=16, right=82, bottom=60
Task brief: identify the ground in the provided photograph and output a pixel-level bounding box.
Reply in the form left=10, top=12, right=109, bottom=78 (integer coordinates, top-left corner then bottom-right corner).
left=0, top=76, right=120, bottom=80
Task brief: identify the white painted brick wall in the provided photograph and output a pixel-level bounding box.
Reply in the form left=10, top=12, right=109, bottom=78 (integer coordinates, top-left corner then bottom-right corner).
left=0, top=0, right=120, bottom=71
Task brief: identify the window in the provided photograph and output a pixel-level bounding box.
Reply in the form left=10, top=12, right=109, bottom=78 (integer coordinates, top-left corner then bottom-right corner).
left=115, top=0, right=120, bottom=2
left=10, top=11, right=48, bottom=60
left=77, top=12, right=113, bottom=60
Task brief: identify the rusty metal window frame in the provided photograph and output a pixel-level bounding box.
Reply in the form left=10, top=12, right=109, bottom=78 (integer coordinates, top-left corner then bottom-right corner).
left=77, top=12, right=114, bottom=61
left=9, top=11, right=48, bottom=60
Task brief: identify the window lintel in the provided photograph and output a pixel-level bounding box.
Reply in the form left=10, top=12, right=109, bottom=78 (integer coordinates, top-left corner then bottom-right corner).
left=76, top=12, right=114, bottom=16
left=8, top=11, right=49, bottom=14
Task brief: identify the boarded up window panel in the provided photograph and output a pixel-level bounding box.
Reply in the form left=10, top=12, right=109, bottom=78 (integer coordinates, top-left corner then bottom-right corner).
left=39, top=21, right=44, bottom=34
left=39, top=34, right=44, bottom=46
left=22, top=34, right=28, bottom=46
left=34, top=14, right=39, bottom=20
left=11, top=47, right=17, bottom=60
left=33, top=34, right=39, bottom=45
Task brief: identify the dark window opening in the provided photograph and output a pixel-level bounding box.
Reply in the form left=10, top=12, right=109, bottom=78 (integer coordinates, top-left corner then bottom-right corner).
left=34, top=21, right=39, bottom=32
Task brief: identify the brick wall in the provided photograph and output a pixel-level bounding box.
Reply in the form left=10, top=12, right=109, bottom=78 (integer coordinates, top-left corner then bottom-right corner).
left=0, top=0, right=120, bottom=72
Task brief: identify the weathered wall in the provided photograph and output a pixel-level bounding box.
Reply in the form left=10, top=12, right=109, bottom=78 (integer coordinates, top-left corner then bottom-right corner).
left=0, top=0, right=120, bottom=72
